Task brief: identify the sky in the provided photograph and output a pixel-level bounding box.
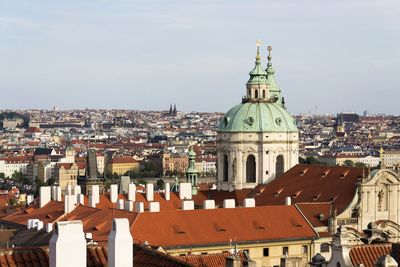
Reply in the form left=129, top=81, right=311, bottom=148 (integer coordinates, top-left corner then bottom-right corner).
left=0, top=0, right=399, bottom=115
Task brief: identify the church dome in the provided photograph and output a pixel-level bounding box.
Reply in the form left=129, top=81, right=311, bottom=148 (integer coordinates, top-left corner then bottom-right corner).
left=218, top=44, right=297, bottom=133
left=218, top=101, right=297, bottom=132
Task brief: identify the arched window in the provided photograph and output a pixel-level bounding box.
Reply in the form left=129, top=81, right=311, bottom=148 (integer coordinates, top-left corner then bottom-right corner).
left=255, top=90, right=259, bottom=99
left=262, top=90, right=266, bottom=98
left=223, top=154, right=228, bottom=182
left=276, top=155, right=284, bottom=177
left=248, top=89, right=251, bottom=97
left=246, top=155, right=256, bottom=183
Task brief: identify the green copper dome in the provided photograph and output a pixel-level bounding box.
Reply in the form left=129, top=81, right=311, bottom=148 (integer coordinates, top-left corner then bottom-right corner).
left=218, top=101, right=298, bottom=132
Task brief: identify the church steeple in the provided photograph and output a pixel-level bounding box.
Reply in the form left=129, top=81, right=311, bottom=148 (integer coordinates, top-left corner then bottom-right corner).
left=265, top=46, right=282, bottom=102
left=245, top=40, right=269, bottom=102
left=186, top=146, right=198, bottom=195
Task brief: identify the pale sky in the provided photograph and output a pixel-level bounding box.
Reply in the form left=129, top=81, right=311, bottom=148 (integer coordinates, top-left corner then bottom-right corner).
left=0, top=0, right=399, bottom=115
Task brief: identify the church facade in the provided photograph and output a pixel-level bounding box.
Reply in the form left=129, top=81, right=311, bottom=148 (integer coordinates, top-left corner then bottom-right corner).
left=216, top=44, right=299, bottom=191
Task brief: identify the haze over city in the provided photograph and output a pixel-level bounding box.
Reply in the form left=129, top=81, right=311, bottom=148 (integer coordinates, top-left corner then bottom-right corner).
left=0, top=0, right=399, bottom=114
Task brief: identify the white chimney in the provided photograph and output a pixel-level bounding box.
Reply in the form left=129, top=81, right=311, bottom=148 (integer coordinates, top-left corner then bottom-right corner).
left=125, top=200, right=134, bottom=212
left=77, top=194, right=85, bottom=205
left=90, top=185, right=100, bottom=204
left=49, top=220, right=86, bottom=267
left=181, top=200, right=194, bottom=210
left=285, top=196, right=292, bottom=206
left=56, top=186, right=62, bottom=201
left=135, top=202, right=144, bottom=213
left=146, top=183, right=154, bottom=201
left=40, top=186, right=51, bottom=208
left=27, top=194, right=34, bottom=204
left=46, top=223, right=53, bottom=233
left=85, top=232, right=92, bottom=240
left=149, top=202, right=160, bottom=212
left=64, top=195, right=77, bottom=214
left=164, top=183, right=170, bottom=201
left=128, top=183, right=136, bottom=201
left=89, top=195, right=97, bottom=208
left=223, top=199, right=235, bottom=209
left=179, top=183, right=192, bottom=200
left=108, top=218, right=133, bottom=267
left=37, top=220, right=44, bottom=231
left=203, top=200, right=215, bottom=209
left=66, top=184, right=73, bottom=196
left=243, top=198, right=255, bottom=208
left=117, top=199, right=124, bottom=210
left=74, top=185, right=81, bottom=195
left=51, top=186, right=57, bottom=200
left=110, top=184, right=118, bottom=203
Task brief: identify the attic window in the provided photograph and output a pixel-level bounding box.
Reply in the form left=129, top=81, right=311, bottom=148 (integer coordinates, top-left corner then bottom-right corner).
left=253, top=221, right=265, bottom=231
left=292, top=190, right=302, bottom=198
left=214, top=223, right=226, bottom=232
left=173, top=225, right=186, bottom=235
left=299, top=169, right=308, bottom=176
left=274, top=188, right=284, bottom=197
left=340, top=170, right=349, bottom=178
left=313, top=194, right=321, bottom=201
left=318, top=213, right=325, bottom=221
left=330, top=196, right=338, bottom=202
left=46, top=214, right=53, bottom=219
left=322, top=170, right=330, bottom=177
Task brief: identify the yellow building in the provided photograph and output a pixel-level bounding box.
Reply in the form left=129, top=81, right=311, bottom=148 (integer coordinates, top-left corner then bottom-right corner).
left=106, top=157, right=139, bottom=176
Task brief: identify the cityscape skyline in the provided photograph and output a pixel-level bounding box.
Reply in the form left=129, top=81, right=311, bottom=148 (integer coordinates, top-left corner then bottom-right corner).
left=1, top=0, right=399, bottom=114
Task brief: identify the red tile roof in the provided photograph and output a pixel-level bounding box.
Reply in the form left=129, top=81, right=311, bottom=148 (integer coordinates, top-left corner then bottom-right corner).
left=131, top=205, right=318, bottom=248
left=251, top=164, right=365, bottom=214
left=349, top=244, right=392, bottom=267
left=179, top=251, right=246, bottom=267
left=295, top=202, right=331, bottom=228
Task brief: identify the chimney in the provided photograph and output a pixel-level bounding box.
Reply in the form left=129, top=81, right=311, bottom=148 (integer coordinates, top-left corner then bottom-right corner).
left=77, top=194, right=85, bottom=205
left=64, top=195, right=77, bottom=214
left=223, top=199, right=235, bottom=209
left=117, top=199, right=124, bottom=210
left=135, top=202, right=144, bottom=213
left=149, top=202, right=160, bottom=212
left=181, top=200, right=194, bottom=210
left=203, top=200, right=215, bottom=209
left=74, top=185, right=81, bottom=195
left=40, top=186, right=51, bottom=208
left=110, top=184, right=118, bottom=203
left=46, top=223, right=53, bottom=233
left=56, top=186, right=62, bottom=201
left=128, top=183, right=136, bottom=201
left=90, top=185, right=100, bottom=204
left=51, top=186, right=57, bottom=200
left=164, top=182, right=170, bottom=200
left=146, top=183, right=154, bottom=201
left=66, top=184, right=73, bottom=196
left=27, top=194, right=34, bottom=204
left=285, top=196, right=292, bottom=206
left=108, top=218, right=133, bottom=267
left=37, top=221, right=44, bottom=231
left=49, top=221, right=86, bottom=267
left=243, top=198, right=255, bottom=208
left=179, top=183, right=192, bottom=200
left=125, top=200, right=134, bottom=212
left=89, top=195, right=97, bottom=208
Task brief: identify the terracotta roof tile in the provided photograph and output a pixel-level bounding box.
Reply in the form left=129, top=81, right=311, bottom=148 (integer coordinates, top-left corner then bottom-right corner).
left=179, top=251, right=246, bottom=267
left=349, top=244, right=392, bottom=267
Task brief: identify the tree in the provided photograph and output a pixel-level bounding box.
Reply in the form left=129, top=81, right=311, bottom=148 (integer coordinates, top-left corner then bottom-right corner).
left=156, top=179, right=165, bottom=190
left=0, top=173, right=5, bottom=179
left=343, top=160, right=354, bottom=167
left=305, top=156, right=320, bottom=165
left=354, top=162, right=367, bottom=168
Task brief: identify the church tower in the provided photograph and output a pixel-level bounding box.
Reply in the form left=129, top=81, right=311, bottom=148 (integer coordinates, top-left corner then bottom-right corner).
left=216, top=42, right=299, bottom=191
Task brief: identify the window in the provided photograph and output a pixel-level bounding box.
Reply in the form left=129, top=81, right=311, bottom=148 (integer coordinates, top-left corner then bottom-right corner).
left=282, top=246, right=289, bottom=256
left=321, top=243, right=330, bottom=253
left=262, top=90, right=266, bottom=98
left=255, top=89, right=259, bottom=99
left=223, top=155, right=228, bottom=182
left=263, top=248, right=269, bottom=257
left=276, top=155, right=284, bottom=177
left=302, top=245, right=308, bottom=254
left=246, top=155, right=256, bottom=183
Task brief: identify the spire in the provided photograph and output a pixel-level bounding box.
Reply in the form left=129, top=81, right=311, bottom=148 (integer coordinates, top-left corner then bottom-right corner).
left=173, top=104, right=177, bottom=115
left=247, top=40, right=267, bottom=85
left=265, top=45, right=281, bottom=100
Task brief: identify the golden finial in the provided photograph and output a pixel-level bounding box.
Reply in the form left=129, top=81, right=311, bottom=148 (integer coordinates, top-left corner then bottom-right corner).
left=256, top=39, right=261, bottom=61
left=267, top=45, right=272, bottom=62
